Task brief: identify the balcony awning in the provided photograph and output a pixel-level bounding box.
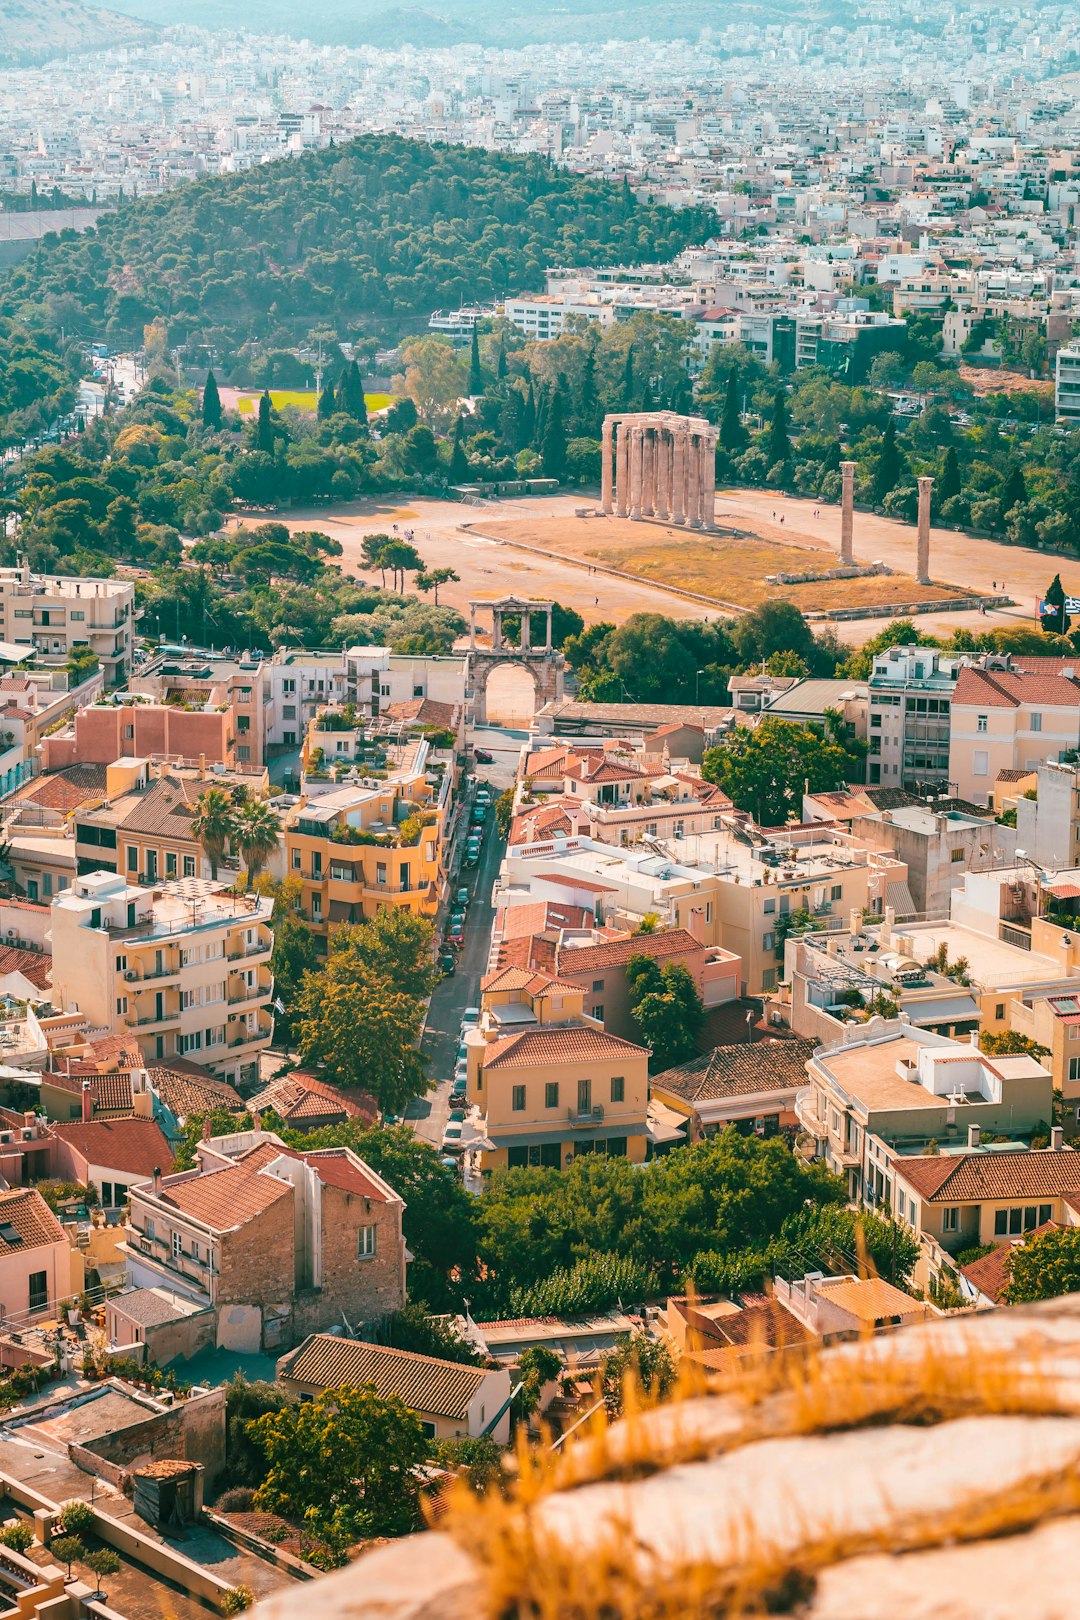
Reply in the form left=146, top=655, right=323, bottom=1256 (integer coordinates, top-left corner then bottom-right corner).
left=905, top=994, right=980, bottom=1027
left=646, top=1099, right=688, bottom=1145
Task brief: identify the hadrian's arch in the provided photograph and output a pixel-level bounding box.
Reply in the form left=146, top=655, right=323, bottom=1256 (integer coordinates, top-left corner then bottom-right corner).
left=466, top=597, right=565, bottom=726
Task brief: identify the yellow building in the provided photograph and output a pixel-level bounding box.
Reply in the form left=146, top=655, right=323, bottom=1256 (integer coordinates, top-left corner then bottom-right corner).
left=284, top=771, right=443, bottom=944
left=467, top=967, right=650, bottom=1173
left=49, top=872, right=274, bottom=1083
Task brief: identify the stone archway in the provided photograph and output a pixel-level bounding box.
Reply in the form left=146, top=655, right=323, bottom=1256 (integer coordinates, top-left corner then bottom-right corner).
left=467, top=597, right=565, bottom=726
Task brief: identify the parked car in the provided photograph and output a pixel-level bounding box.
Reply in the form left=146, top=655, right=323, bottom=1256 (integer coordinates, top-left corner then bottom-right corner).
left=463, top=844, right=480, bottom=868
left=449, top=908, right=466, bottom=929
left=472, top=805, right=487, bottom=823
left=446, top=921, right=465, bottom=945
left=457, top=1041, right=469, bottom=1066
left=442, top=1122, right=464, bottom=1153
left=439, top=1154, right=459, bottom=1171
left=474, top=748, right=494, bottom=764
left=448, top=1108, right=466, bottom=1124
left=439, top=951, right=456, bottom=976
left=450, top=1083, right=467, bottom=1107
left=455, top=887, right=470, bottom=907
left=461, top=1006, right=480, bottom=1028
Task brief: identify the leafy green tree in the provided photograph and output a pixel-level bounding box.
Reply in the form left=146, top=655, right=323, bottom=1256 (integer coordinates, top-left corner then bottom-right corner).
left=49, top=1536, right=84, bottom=1578
left=190, top=786, right=237, bottom=880
left=295, top=934, right=429, bottom=1114
left=342, top=909, right=439, bottom=1000
left=250, top=1384, right=431, bottom=1548
left=621, top=344, right=635, bottom=409
left=268, top=878, right=319, bottom=1039
left=702, top=717, right=855, bottom=825
left=731, top=599, right=831, bottom=675
left=1004, top=1227, right=1080, bottom=1304
left=83, top=1549, right=120, bottom=1598
left=448, top=415, right=469, bottom=483
left=980, top=1030, right=1049, bottom=1059
left=600, top=1334, right=675, bottom=1418
left=627, top=955, right=704, bottom=1072
left=377, top=1303, right=484, bottom=1365
left=223, top=1374, right=292, bottom=1488
left=839, top=619, right=938, bottom=680
left=415, top=566, right=459, bottom=606
left=999, top=459, right=1026, bottom=513
left=255, top=390, right=275, bottom=455
left=202, top=369, right=223, bottom=430
left=937, top=444, right=961, bottom=505
left=339, top=360, right=368, bottom=427
left=767, top=387, right=792, bottom=469
left=1043, top=573, right=1071, bottom=636
left=516, top=1344, right=562, bottom=1417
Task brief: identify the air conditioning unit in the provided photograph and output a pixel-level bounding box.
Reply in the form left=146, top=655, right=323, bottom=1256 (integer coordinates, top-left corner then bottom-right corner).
left=124, top=970, right=136, bottom=981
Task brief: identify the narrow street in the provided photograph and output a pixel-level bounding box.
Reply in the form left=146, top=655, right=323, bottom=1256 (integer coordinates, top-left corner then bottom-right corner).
left=409, top=781, right=507, bottom=1149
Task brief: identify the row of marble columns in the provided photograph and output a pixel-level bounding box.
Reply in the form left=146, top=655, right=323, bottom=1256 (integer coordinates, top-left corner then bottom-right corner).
left=600, top=416, right=717, bottom=530
left=468, top=600, right=553, bottom=651
left=838, top=460, right=933, bottom=583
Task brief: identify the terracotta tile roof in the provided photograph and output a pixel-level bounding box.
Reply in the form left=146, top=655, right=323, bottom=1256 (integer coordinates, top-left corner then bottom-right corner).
left=480, top=966, right=582, bottom=997
left=499, top=902, right=593, bottom=940
left=51, top=1117, right=174, bottom=1178
left=294, top=1148, right=397, bottom=1201
left=381, top=696, right=458, bottom=729
left=897, top=1149, right=1080, bottom=1203
left=0, top=1187, right=65, bottom=1254
left=279, top=1334, right=491, bottom=1419
left=14, top=765, right=108, bottom=814
left=115, top=774, right=201, bottom=839
left=817, top=1276, right=929, bottom=1323
left=250, top=1075, right=375, bottom=1125
left=510, top=801, right=582, bottom=846
left=995, top=768, right=1036, bottom=783
left=650, top=722, right=704, bottom=739
left=483, top=1024, right=647, bottom=1070
left=534, top=873, right=617, bottom=895
left=0, top=944, right=51, bottom=991
left=492, top=934, right=560, bottom=974
left=1046, top=883, right=1080, bottom=901
left=653, top=1039, right=816, bottom=1105
left=157, top=1161, right=291, bottom=1227
left=147, top=1065, right=245, bottom=1119
left=953, top=666, right=1080, bottom=710
left=557, top=927, right=702, bottom=977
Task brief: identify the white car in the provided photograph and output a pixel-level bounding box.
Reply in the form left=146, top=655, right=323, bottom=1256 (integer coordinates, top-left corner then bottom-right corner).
left=441, top=1122, right=464, bottom=1154
left=461, top=1007, right=480, bottom=1028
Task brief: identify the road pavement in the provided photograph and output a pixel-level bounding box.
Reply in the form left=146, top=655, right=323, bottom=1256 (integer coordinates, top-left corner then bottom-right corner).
left=409, top=778, right=506, bottom=1149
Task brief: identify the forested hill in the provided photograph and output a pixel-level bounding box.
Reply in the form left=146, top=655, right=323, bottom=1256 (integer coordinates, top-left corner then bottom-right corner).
left=0, top=136, right=715, bottom=360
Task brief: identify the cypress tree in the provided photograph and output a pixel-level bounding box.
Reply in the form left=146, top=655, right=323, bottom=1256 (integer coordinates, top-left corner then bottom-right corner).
left=1043, top=573, right=1071, bottom=636
left=719, top=368, right=746, bottom=453
left=938, top=445, right=961, bottom=505
left=767, top=388, right=792, bottom=468
left=522, top=377, right=537, bottom=447
left=576, top=346, right=600, bottom=437
left=468, top=325, right=483, bottom=396
left=622, top=345, right=635, bottom=410
left=1000, top=459, right=1026, bottom=513
left=338, top=360, right=368, bottom=425
left=317, top=380, right=337, bottom=420
left=496, top=343, right=507, bottom=380
left=449, top=416, right=469, bottom=483
left=871, top=418, right=902, bottom=504
left=201, top=369, right=222, bottom=431
left=255, top=390, right=275, bottom=454
left=542, top=387, right=568, bottom=483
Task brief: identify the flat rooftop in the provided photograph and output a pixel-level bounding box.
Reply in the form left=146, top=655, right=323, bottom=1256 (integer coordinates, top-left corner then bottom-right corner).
left=891, top=922, right=1066, bottom=989
left=818, top=1038, right=949, bottom=1113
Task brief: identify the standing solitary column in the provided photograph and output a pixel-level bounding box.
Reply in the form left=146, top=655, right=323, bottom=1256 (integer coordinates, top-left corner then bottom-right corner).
left=615, top=423, right=630, bottom=518
left=916, top=475, right=933, bottom=585
left=701, top=433, right=716, bottom=531
left=839, top=460, right=856, bottom=565
left=601, top=418, right=614, bottom=514
left=629, top=427, right=644, bottom=521
left=671, top=431, right=686, bottom=524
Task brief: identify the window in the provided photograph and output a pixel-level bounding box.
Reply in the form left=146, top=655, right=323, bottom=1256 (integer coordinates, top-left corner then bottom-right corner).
left=762, top=931, right=774, bottom=951
left=512, top=1084, right=526, bottom=1112
left=577, top=1079, right=592, bottom=1115
left=762, top=968, right=777, bottom=991
left=831, top=884, right=843, bottom=900
left=115, top=955, right=127, bottom=973
left=995, top=1003, right=1005, bottom=1020
left=995, top=1209, right=1008, bottom=1236
left=942, top=1207, right=959, bottom=1232
left=28, top=1271, right=48, bottom=1313
left=951, top=847, right=965, bottom=862
left=115, top=995, right=127, bottom=1017
left=101, top=1182, right=114, bottom=1208
left=183, top=856, right=195, bottom=878
left=976, top=714, right=988, bottom=733
left=358, top=1224, right=377, bottom=1259
left=1069, top=1056, right=1080, bottom=1083
left=376, top=862, right=387, bottom=886
left=973, top=750, right=989, bottom=777
left=1030, top=713, right=1042, bottom=733
left=545, top=1082, right=559, bottom=1108
left=763, top=897, right=776, bottom=914
left=172, top=1231, right=182, bottom=1258
left=166, top=852, right=177, bottom=878
left=591, top=1005, right=604, bottom=1022
left=610, top=1076, right=625, bottom=1103
left=591, top=979, right=605, bottom=993
left=145, top=1218, right=155, bottom=1242
left=291, top=849, right=301, bottom=870
left=126, top=846, right=138, bottom=873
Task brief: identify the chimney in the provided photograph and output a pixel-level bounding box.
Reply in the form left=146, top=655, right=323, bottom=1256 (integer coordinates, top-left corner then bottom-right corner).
left=151, top=1166, right=162, bottom=1195
left=22, top=1111, right=34, bottom=1129
left=198, top=753, right=206, bottom=779
left=202, top=1114, right=212, bottom=1142
left=1052, top=1125, right=1064, bottom=1151
left=81, top=1079, right=92, bottom=1124
left=968, top=1123, right=981, bottom=1149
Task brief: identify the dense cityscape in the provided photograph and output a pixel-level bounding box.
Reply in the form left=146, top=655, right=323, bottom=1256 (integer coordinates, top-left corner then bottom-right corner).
left=0, top=1, right=1076, bottom=1617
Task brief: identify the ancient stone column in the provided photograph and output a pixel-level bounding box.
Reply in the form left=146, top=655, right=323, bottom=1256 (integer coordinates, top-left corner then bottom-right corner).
left=671, top=431, right=686, bottom=524
left=543, top=606, right=553, bottom=651
left=685, top=437, right=701, bottom=529
left=491, top=607, right=502, bottom=652
left=629, top=427, right=643, bottom=521
left=641, top=429, right=654, bottom=519
left=615, top=422, right=630, bottom=518
left=469, top=603, right=477, bottom=648
left=657, top=428, right=671, bottom=521
left=520, top=608, right=531, bottom=651
left=916, top=476, right=933, bottom=585
left=840, top=460, right=856, bottom=565
left=601, top=418, right=614, bottom=514
left=701, top=433, right=717, bottom=531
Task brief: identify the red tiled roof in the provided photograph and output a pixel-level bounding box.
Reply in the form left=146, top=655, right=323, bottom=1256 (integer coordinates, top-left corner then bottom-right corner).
left=14, top=765, right=108, bottom=814
left=653, top=1038, right=816, bottom=1105
left=960, top=1221, right=1060, bottom=1304
left=0, top=944, right=51, bottom=991
left=480, top=966, right=582, bottom=997
left=483, top=1024, right=647, bottom=1070
left=897, top=1149, right=1080, bottom=1203
left=499, top=902, right=593, bottom=939
left=0, top=1187, right=65, bottom=1254
left=51, top=1117, right=174, bottom=1178
left=557, top=927, right=702, bottom=976
left=157, top=1162, right=290, bottom=1227
left=995, top=768, right=1036, bottom=783
left=535, top=874, right=617, bottom=894
left=953, top=666, right=1080, bottom=710
left=251, top=1074, right=376, bottom=1126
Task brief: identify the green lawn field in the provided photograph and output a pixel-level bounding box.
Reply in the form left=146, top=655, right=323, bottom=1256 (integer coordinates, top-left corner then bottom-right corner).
left=236, top=391, right=393, bottom=414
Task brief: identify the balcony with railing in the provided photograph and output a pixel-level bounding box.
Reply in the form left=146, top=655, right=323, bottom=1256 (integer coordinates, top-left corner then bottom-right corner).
left=567, top=1104, right=605, bottom=1127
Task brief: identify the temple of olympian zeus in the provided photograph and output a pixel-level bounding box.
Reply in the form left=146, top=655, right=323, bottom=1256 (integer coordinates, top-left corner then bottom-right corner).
left=839, top=459, right=934, bottom=584
left=600, top=412, right=718, bottom=530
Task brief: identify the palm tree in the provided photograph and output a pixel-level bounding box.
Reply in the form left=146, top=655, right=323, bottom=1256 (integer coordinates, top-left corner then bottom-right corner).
left=233, top=798, right=282, bottom=882
left=190, top=787, right=237, bottom=881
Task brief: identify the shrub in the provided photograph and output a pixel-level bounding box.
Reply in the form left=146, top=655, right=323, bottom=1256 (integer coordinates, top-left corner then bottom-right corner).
left=58, top=1501, right=94, bottom=1537
left=506, top=1252, right=657, bottom=1318
left=0, top=1522, right=32, bottom=1553
left=222, top=1586, right=256, bottom=1615
left=214, top=1487, right=256, bottom=1514
left=49, top=1535, right=84, bottom=1575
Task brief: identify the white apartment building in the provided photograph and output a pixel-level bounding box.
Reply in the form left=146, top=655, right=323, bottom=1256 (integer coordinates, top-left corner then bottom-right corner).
left=868, top=646, right=963, bottom=791
left=263, top=648, right=467, bottom=749
left=49, top=873, right=274, bottom=1083
left=1056, top=343, right=1080, bottom=423
left=0, top=564, right=134, bottom=686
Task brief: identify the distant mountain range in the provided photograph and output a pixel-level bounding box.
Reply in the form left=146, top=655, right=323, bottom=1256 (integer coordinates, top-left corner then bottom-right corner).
left=0, top=0, right=154, bottom=63
left=95, top=0, right=842, bottom=48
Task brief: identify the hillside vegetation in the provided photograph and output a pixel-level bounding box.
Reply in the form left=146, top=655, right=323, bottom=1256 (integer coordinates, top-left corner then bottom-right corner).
left=0, top=0, right=152, bottom=63
left=0, top=135, right=715, bottom=368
